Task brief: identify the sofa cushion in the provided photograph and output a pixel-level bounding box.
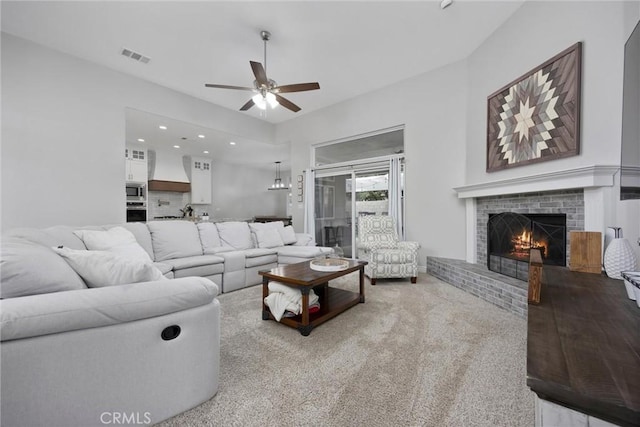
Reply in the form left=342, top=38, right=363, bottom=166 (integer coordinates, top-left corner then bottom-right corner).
left=147, top=221, right=203, bottom=261
left=276, top=245, right=333, bottom=258
left=216, top=222, right=253, bottom=250
left=255, top=228, right=284, bottom=249
left=160, top=255, right=224, bottom=271
left=293, top=233, right=314, bottom=246
left=52, top=247, right=165, bottom=288
left=280, top=225, right=297, bottom=245
left=197, top=222, right=222, bottom=253
left=0, top=238, right=87, bottom=299
left=246, top=254, right=278, bottom=268
left=153, top=262, right=173, bottom=275
left=243, top=248, right=278, bottom=268
left=250, top=221, right=297, bottom=245
left=5, top=226, right=88, bottom=250
left=120, top=222, right=155, bottom=261
left=0, top=277, right=218, bottom=341
left=73, top=226, right=152, bottom=263
left=173, top=264, right=225, bottom=279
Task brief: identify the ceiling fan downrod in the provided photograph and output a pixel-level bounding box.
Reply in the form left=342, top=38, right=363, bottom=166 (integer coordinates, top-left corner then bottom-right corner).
left=261, top=30, right=270, bottom=79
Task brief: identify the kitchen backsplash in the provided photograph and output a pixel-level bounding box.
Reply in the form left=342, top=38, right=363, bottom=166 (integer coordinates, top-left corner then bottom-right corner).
left=148, top=191, right=192, bottom=219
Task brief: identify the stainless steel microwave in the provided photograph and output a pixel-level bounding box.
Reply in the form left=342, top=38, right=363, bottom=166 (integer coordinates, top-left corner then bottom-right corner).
left=126, top=183, right=145, bottom=200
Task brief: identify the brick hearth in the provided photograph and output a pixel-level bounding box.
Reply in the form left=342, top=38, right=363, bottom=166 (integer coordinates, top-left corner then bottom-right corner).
left=427, top=257, right=527, bottom=318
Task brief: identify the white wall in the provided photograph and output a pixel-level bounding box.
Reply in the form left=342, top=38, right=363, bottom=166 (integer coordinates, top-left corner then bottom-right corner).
left=464, top=1, right=640, bottom=261
left=276, top=1, right=640, bottom=265
left=1, top=33, right=275, bottom=230
left=277, top=60, right=469, bottom=265
left=209, top=162, right=288, bottom=221
left=466, top=1, right=629, bottom=182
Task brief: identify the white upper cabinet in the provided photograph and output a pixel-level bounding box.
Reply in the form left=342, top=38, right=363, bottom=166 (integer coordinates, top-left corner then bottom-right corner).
left=125, top=146, right=147, bottom=183
left=190, top=157, right=212, bottom=204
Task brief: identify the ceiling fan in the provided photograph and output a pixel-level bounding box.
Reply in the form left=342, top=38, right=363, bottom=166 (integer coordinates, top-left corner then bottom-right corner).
left=204, top=30, right=320, bottom=113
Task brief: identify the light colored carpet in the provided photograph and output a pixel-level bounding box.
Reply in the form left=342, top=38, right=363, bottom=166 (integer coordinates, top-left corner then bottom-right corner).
left=158, top=273, right=534, bottom=427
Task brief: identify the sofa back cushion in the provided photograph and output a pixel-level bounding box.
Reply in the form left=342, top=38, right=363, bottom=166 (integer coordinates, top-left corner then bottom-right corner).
left=147, top=221, right=203, bottom=261
left=119, top=223, right=155, bottom=261
left=52, top=246, right=165, bottom=288
left=73, top=226, right=153, bottom=264
left=254, top=228, right=285, bottom=249
left=1, top=237, right=87, bottom=298
left=249, top=221, right=297, bottom=245
left=216, top=222, right=253, bottom=250
left=197, top=222, right=222, bottom=252
left=5, top=226, right=88, bottom=250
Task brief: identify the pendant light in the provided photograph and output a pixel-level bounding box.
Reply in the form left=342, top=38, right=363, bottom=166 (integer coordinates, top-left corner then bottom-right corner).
left=268, top=161, right=290, bottom=190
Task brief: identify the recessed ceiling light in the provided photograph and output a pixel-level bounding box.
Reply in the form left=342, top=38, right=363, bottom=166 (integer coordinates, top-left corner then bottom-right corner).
left=203, top=150, right=209, bottom=154
left=229, top=141, right=236, bottom=145
left=137, top=138, right=145, bottom=142
left=159, top=125, right=167, bottom=130
left=198, top=134, right=205, bottom=139
left=173, top=145, right=180, bottom=149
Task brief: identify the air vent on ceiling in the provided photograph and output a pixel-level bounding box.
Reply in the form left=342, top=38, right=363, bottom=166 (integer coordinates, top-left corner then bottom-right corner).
left=121, top=47, right=150, bottom=64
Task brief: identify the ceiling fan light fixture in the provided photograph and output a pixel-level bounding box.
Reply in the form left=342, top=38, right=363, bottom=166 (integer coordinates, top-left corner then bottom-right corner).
left=252, top=93, right=267, bottom=110
left=265, top=92, right=279, bottom=108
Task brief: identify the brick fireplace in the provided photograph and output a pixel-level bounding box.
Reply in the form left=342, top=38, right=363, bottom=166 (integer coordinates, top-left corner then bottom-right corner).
left=427, top=165, right=619, bottom=318
left=478, top=190, right=583, bottom=280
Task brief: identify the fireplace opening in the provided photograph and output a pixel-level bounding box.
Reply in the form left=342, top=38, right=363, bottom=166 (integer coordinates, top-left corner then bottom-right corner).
left=487, top=212, right=566, bottom=280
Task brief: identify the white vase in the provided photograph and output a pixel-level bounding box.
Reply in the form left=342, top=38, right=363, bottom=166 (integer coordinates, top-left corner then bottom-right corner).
left=604, top=238, right=638, bottom=280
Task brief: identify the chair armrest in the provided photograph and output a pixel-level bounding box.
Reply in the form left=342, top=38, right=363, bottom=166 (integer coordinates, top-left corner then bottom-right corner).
left=398, top=241, right=420, bottom=252
left=0, top=277, right=218, bottom=342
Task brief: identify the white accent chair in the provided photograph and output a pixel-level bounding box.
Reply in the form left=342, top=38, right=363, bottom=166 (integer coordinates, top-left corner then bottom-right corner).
left=357, top=215, right=420, bottom=285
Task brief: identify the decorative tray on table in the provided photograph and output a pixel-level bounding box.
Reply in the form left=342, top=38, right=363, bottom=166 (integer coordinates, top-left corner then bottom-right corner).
left=310, top=257, right=350, bottom=272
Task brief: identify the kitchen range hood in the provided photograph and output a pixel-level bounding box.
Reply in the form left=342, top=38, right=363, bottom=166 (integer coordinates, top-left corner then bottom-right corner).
left=148, top=150, right=191, bottom=192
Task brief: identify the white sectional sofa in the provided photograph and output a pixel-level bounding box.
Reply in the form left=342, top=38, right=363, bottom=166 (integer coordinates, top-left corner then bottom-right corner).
left=0, top=219, right=332, bottom=426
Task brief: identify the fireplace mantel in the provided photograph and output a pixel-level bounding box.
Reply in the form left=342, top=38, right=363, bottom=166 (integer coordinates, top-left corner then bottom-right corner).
left=454, top=165, right=619, bottom=199
left=455, top=165, right=620, bottom=264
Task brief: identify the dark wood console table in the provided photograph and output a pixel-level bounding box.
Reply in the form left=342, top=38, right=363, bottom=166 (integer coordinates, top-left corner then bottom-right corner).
left=253, top=216, right=292, bottom=226
left=527, top=266, right=640, bottom=426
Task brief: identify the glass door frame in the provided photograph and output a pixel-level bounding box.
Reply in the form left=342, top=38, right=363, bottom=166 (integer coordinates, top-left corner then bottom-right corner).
left=313, top=156, right=404, bottom=257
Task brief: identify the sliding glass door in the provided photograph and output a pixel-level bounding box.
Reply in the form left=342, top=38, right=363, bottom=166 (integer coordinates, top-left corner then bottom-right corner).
left=314, top=166, right=396, bottom=258
left=311, top=126, right=405, bottom=257
left=315, top=173, right=352, bottom=256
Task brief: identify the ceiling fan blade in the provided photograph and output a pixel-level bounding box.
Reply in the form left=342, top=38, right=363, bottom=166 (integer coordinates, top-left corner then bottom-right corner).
left=250, top=61, right=269, bottom=87
left=274, top=94, right=301, bottom=113
left=275, top=82, right=320, bottom=93
left=205, top=83, right=254, bottom=91
left=239, top=99, right=255, bottom=111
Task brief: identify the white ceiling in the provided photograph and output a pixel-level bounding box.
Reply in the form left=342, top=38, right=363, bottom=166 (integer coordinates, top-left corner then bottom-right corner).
left=2, top=1, right=524, bottom=168
left=125, top=108, right=291, bottom=170
left=1, top=0, right=525, bottom=125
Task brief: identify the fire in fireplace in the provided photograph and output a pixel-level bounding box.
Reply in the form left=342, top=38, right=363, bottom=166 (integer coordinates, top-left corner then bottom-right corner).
left=487, top=212, right=566, bottom=280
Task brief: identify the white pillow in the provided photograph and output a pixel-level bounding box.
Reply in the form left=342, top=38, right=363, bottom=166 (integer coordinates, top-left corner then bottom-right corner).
left=74, top=227, right=152, bottom=264
left=280, top=225, right=297, bottom=245
left=255, top=228, right=285, bottom=249
left=52, top=246, right=165, bottom=288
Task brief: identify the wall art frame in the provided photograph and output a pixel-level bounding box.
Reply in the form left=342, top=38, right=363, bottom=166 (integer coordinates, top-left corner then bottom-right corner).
left=486, top=42, right=582, bottom=172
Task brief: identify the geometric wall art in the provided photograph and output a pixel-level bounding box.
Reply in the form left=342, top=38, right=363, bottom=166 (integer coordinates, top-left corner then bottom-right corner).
left=487, top=42, right=582, bottom=172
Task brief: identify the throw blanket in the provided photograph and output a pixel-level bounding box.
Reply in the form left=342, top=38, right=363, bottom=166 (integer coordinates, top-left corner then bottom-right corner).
left=264, top=282, right=319, bottom=322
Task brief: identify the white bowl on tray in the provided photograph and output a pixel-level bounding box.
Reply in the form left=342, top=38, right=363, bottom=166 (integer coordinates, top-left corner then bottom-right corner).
left=310, top=257, right=349, bottom=272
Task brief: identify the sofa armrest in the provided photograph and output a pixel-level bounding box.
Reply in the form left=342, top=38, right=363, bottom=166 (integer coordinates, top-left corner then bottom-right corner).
left=293, top=233, right=315, bottom=246
left=0, top=277, right=218, bottom=342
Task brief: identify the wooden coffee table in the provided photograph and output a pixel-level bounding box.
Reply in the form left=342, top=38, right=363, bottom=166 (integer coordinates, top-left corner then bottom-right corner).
left=259, top=259, right=367, bottom=336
